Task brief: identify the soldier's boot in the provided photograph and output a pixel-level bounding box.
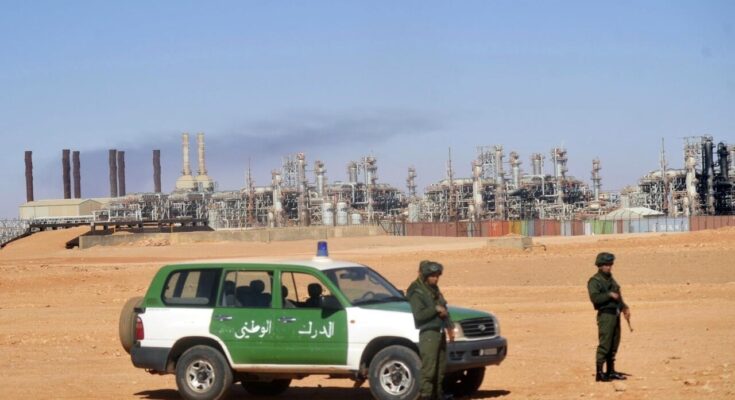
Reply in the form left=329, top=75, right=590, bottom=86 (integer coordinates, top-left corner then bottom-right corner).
left=606, top=359, right=627, bottom=380
left=595, top=364, right=610, bottom=382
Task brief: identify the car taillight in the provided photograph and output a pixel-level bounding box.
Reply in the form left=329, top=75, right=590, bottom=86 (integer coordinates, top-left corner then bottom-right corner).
left=135, top=316, right=144, bottom=341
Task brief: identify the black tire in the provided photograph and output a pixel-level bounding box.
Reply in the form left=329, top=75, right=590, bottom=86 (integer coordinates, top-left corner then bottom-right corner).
left=175, top=345, right=233, bottom=400
left=368, top=345, right=421, bottom=400
left=241, top=379, right=291, bottom=396
left=118, top=296, right=143, bottom=354
left=444, top=367, right=485, bottom=397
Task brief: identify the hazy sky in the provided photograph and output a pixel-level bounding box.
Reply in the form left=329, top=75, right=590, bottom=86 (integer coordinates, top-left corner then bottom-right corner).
left=1, top=1, right=733, bottom=218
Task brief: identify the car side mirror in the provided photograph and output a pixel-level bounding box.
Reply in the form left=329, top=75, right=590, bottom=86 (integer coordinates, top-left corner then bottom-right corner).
left=321, top=295, right=342, bottom=311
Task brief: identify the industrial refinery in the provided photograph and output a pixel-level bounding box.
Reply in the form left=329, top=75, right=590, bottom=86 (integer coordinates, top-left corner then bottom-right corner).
left=16, top=133, right=735, bottom=232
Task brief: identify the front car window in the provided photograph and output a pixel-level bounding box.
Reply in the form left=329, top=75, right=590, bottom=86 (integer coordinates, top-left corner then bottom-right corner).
left=281, top=271, right=334, bottom=308
left=324, top=266, right=405, bottom=306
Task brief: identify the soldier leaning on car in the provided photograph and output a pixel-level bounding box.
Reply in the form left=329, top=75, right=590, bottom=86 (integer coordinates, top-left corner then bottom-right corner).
left=407, top=260, right=455, bottom=400
left=588, top=252, right=630, bottom=382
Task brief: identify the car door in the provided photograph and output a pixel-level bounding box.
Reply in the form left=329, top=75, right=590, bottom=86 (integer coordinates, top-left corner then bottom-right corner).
left=209, top=268, right=279, bottom=365
left=271, top=269, right=348, bottom=365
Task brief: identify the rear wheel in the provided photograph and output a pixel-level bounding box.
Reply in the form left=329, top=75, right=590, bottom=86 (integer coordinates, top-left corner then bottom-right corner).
left=175, top=345, right=233, bottom=400
left=118, top=296, right=143, bottom=354
left=444, top=367, right=485, bottom=397
left=241, top=379, right=291, bottom=396
left=368, top=345, right=421, bottom=400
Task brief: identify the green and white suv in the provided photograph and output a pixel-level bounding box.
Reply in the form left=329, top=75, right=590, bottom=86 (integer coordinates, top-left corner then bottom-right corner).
left=120, top=244, right=507, bottom=400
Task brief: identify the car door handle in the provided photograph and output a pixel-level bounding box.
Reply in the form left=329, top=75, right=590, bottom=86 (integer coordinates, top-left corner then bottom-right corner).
left=214, top=314, right=233, bottom=322
left=277, top=316, right=297, bottom=323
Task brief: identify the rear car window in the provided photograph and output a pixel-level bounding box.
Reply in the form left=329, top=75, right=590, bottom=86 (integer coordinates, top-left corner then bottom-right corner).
left=163, top=269, right=221, bottom=307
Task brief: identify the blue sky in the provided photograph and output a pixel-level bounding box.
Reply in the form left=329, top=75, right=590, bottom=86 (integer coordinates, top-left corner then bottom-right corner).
left=1, top=1, right=733, bottom=218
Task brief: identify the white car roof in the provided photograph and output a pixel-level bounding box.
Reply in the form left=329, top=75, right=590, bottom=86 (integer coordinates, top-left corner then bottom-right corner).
left=174, top=257, right=363, bottom=272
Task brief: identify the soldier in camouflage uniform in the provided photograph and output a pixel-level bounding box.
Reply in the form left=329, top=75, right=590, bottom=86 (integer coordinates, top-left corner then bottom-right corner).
left=407, top=260, right=455, bottom=400
left=588, top=252, right=630, bottom=382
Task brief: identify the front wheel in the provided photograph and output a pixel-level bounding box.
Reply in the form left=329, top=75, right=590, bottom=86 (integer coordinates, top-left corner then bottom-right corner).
left=241, top=379, right=291, bottom=396
left=444, top=367, right=485, bottom=397
left=368, top=345, right=421, bottom=400
left=175, top=345, right=233, bottom=400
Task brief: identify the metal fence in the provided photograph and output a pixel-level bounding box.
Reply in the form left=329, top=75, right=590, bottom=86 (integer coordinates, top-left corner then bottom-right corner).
left=400, top=215, right=735, bottom=238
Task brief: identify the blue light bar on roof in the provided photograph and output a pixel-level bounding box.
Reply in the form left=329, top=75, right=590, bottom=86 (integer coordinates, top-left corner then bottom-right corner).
left=316, top=241, right=329, bottom=257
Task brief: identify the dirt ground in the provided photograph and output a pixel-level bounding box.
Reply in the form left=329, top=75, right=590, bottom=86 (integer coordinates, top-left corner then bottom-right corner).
left=1, top=227, right=734, bottom=400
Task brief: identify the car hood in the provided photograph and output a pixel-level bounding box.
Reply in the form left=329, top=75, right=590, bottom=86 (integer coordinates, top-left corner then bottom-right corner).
left=358, top=301, right=492, bottom=321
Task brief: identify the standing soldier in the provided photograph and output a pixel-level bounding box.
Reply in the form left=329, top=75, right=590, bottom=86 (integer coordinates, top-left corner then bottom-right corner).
left=407, top=260, right=455, bottom=400
left=588, top=252, right=630, bottom=382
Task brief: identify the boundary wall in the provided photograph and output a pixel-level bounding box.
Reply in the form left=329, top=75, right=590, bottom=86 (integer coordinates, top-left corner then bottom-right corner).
left=404, top=215, right=735, bottom=238
left=79, top=225, right=384, bottom=249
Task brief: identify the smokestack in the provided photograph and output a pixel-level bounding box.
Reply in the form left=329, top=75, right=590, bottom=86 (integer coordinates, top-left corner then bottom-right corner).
left=117, top=150, right=126, bottom=196
left=72, top=151, right=81, bottom=198
left=196, top=133, right=207, bottom=176
left=62, top=149, right=71, bottom=199
left=182, top=133, right=191, bottom=176
left=109, top=149, right=118, bottom=197
left=153, top=149, right=162, bottom=193
left=24, top=151, right=33, bottom=202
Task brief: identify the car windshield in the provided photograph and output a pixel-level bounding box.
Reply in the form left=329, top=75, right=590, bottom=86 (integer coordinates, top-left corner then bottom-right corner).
left=324, top=266, right=406, bottom=306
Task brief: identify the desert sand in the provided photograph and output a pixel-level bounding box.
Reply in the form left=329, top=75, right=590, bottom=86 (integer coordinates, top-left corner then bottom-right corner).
left=1, top=227, right=733, bottom=399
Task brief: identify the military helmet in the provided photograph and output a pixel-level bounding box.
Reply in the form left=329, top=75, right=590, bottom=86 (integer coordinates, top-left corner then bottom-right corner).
left=595, top=252, right=615, bottom=266
left=419, top=260, right=443, bottom=277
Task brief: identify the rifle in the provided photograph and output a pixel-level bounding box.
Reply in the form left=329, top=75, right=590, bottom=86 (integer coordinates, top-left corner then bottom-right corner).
left=624, top=311, right=633, bottom=332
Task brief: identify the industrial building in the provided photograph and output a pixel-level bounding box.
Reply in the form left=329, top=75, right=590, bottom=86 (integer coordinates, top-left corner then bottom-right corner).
left=15, top=133, right=735, bottom=234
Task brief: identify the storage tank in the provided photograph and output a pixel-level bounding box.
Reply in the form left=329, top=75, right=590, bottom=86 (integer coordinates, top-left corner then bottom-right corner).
left=336, top=202, right=348, bottom=226
left=322, top=202, right=334, bottom=226
left=350, top=213, right=362, bottom=225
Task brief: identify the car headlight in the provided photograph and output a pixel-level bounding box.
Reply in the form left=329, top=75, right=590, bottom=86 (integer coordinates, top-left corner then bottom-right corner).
left=452, top=323, right=465, bottom=339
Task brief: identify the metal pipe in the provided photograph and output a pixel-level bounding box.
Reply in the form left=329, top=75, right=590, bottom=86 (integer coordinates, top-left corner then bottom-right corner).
left=73, top=150, right=81, bottom=198
left=153, top=149, right=161, bottom=193
left=24, top=151, right=33, bottom=202
left=117, top=150, right=126, bottom=196
left=109, top=149, right=118, bottom=197
left=62, top=149, right=71, bottom=199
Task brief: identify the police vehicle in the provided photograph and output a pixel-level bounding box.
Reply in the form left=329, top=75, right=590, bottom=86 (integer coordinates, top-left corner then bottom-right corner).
left=119, top=242, right=506, bottom=400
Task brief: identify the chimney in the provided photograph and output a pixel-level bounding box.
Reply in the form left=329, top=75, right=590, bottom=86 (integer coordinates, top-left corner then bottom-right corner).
left=62, top=149, right=71, bottom=199
left=24, top=151, right=33, bottom=202
left=72, top=151, right=81, bottom=198
left=109, top=149, right=118, bottom=197
left=153, top=149, right=161, bottom=193
left=197, top=133, right=207, bottom=176
left=117, top=150, right=126, bottom=196
left=182, top=133, right=191, bottom=176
